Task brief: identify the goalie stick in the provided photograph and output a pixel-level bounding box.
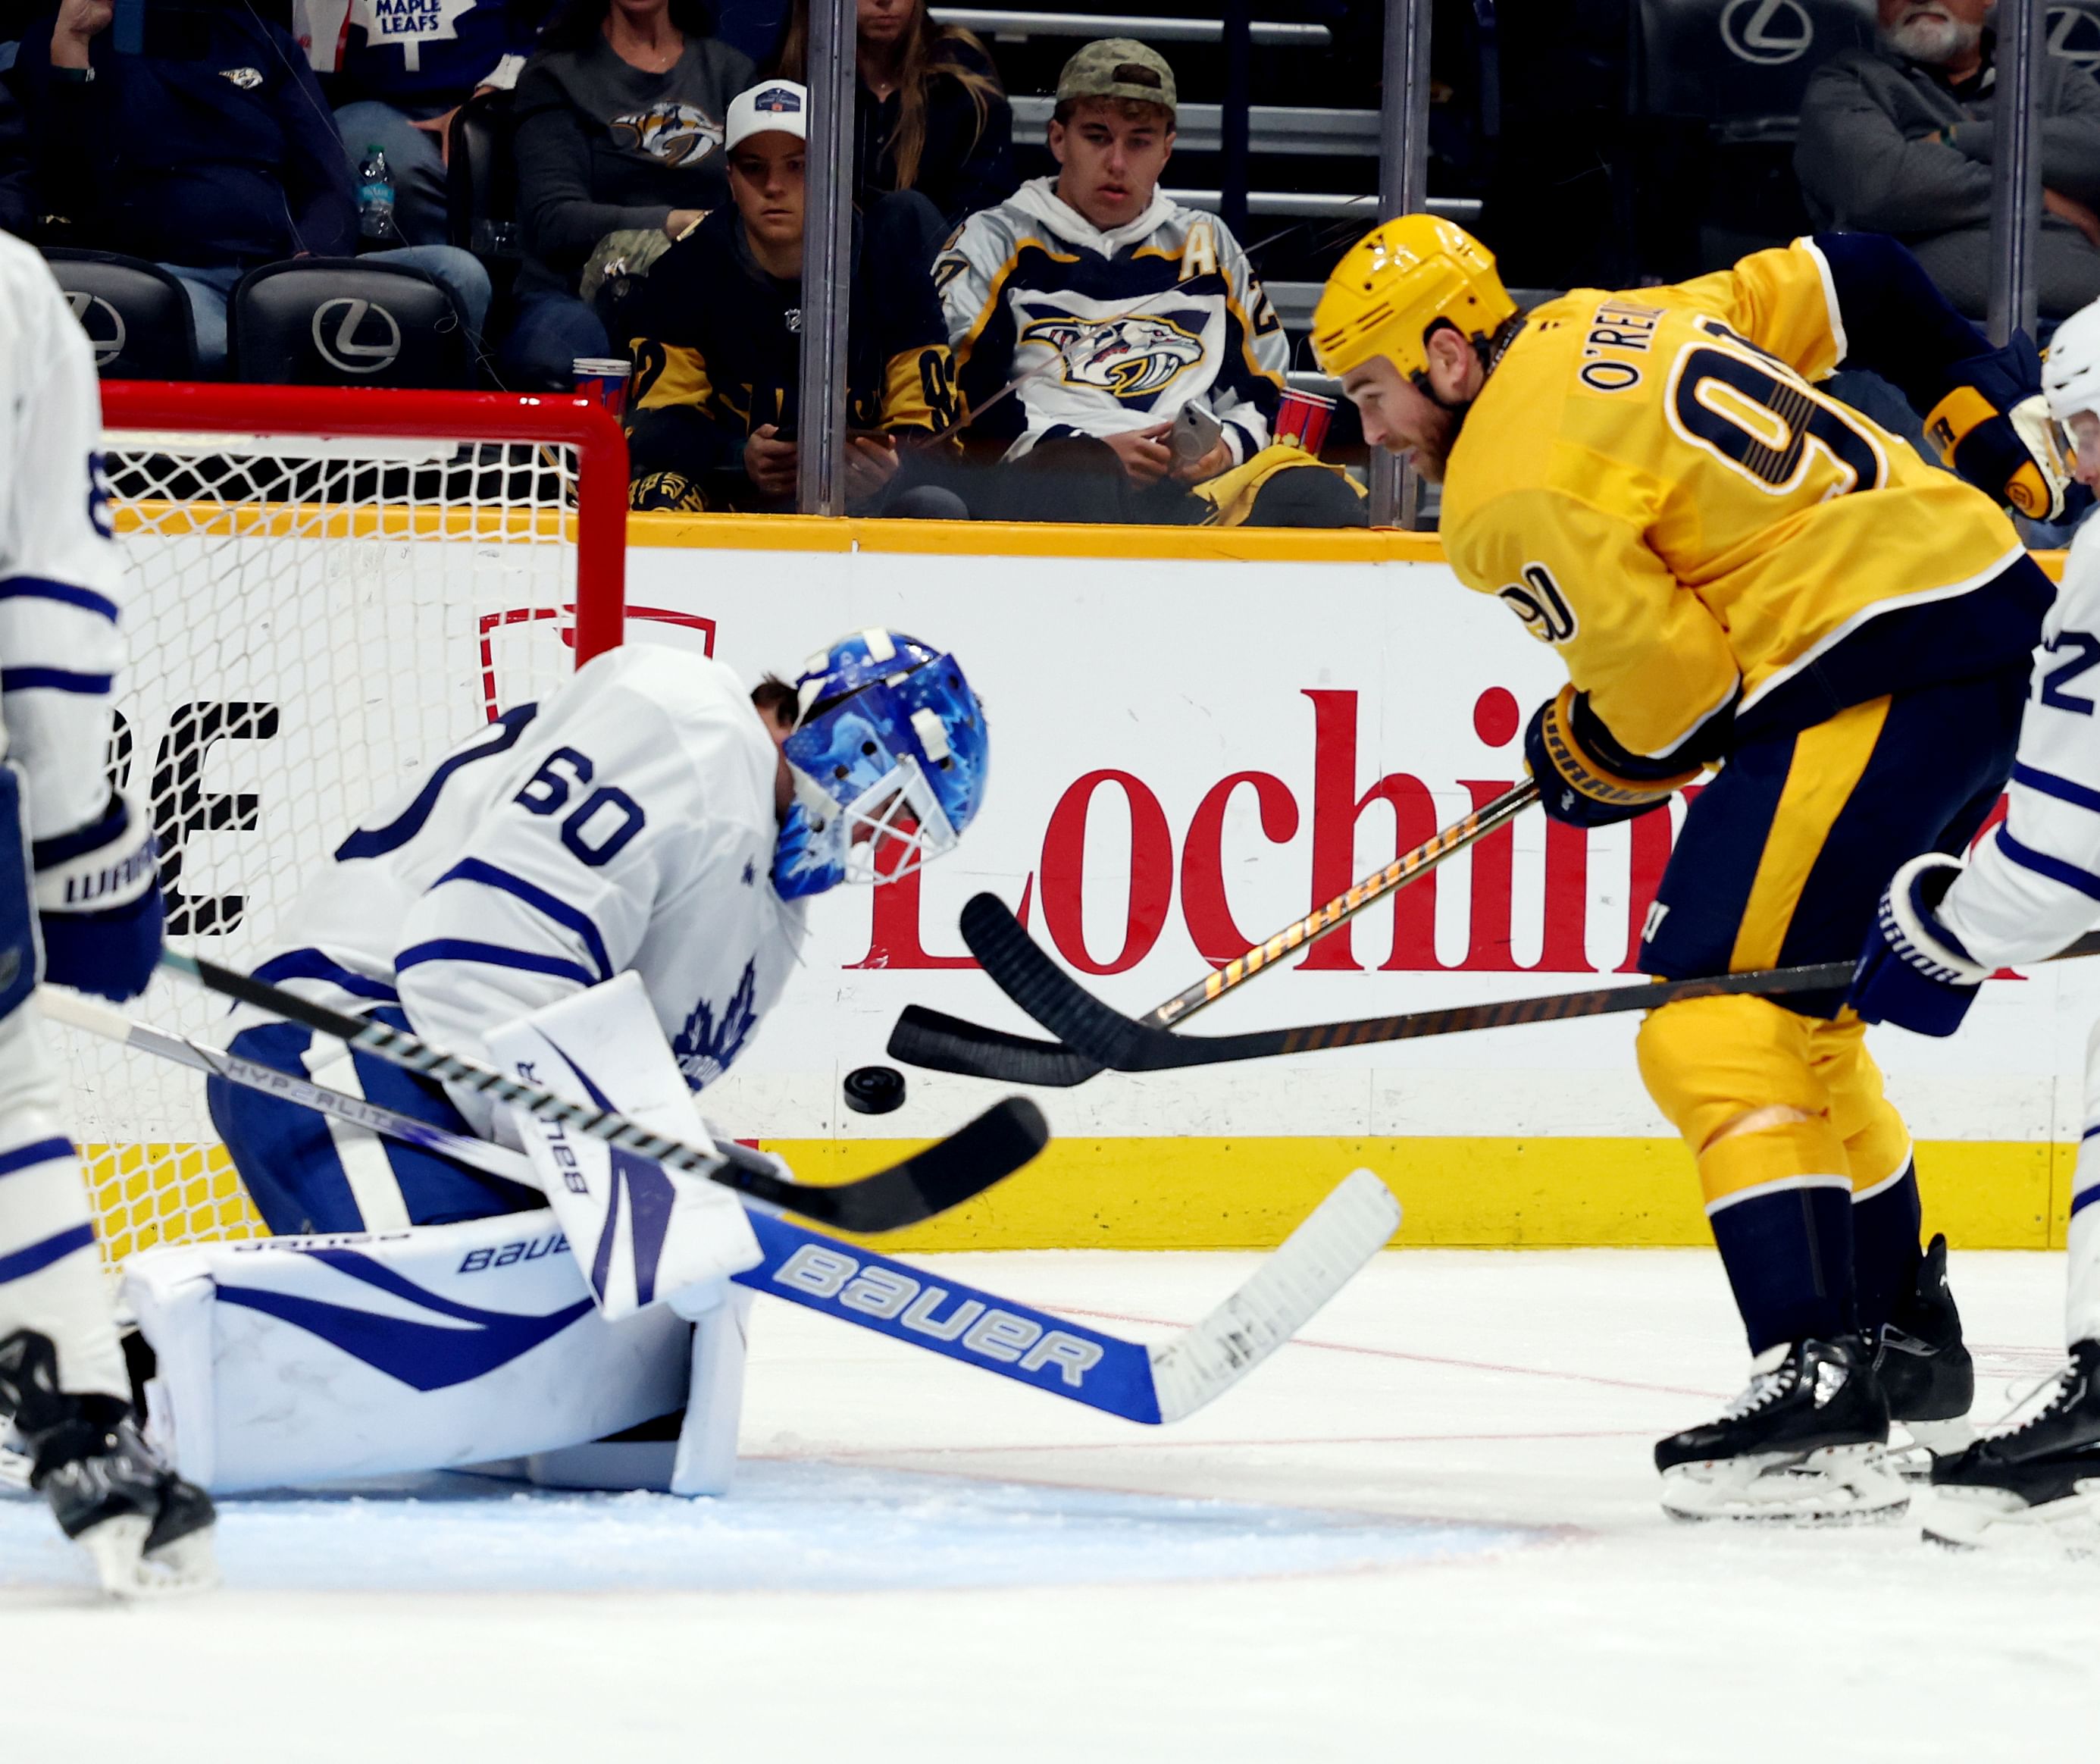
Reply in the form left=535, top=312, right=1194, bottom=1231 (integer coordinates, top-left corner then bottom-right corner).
left=50, top=988, right=1401, bottom=1424
left=150, top=953, right=1047, bottom=1233
left=888, top=777, right=1541, bottom=1086
left=953, top=894, right=2100, bottom=1073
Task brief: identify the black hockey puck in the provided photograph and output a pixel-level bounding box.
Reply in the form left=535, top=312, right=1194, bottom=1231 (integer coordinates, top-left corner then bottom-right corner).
left=843, top=1064, right=907, bottom=1116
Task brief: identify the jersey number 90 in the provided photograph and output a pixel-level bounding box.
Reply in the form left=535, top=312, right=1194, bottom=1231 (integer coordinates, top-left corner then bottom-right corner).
left=1667, top=341, right=1887, bottom=500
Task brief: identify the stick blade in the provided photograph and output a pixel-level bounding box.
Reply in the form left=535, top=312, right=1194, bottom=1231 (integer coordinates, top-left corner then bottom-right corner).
left=1147, top=1169, right=1401, bottom=1424
left=773, top=1096, right=1051, bottom=1233
left=887, top=1004, right=1102, bottom=1087
left=959, top=894, right=1157, bottom=1070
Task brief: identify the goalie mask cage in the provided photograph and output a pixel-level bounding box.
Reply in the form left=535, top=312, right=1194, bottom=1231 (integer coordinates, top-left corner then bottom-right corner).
left=63, top=382, right=629, bottom=1267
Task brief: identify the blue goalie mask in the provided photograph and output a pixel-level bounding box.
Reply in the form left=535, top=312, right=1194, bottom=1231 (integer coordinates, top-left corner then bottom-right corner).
left=771, top=628, right=988, bottom=899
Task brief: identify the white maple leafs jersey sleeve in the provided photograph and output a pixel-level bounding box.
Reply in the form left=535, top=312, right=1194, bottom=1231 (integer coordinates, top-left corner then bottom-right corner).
left=390, top=675, right=719, bottom=1082
left=1939, top=528, right=2100, bottom=964
left=0, top=234, right=125, bottom=841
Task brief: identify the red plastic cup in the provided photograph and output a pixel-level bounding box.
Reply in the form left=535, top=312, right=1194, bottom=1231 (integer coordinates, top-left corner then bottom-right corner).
left=1275, top=387, right=1336, bottom=456
left=574, top=356, right=632, bottom=420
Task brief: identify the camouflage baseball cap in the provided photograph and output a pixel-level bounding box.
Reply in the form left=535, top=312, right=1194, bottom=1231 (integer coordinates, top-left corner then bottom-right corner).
left=1056, top=39, right=1177, bottom=114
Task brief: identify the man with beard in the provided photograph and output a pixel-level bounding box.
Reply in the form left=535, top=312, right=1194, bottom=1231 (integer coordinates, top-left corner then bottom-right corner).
left=1796, top=0, right=2100, bottom=321
left=1314, top=217, right=2064, bottom=1521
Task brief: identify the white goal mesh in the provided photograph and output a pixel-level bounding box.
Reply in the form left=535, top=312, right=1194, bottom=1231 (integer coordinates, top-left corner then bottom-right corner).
left=59, top=384, right=627, bottom=1267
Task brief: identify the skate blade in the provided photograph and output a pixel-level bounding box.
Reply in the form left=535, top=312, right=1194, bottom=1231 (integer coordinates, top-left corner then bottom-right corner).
left=1661, top=1443, right=1910, bottom=1524
left=77, top=1512, right=220, bottom=1599
left=1887, top=1417, right=1977, bottom=1481
left=1919, top=1480, right=2100, bottom=1555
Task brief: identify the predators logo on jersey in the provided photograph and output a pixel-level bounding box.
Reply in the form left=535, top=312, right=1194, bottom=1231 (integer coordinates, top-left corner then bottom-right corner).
left=608, top=103, right=724, bottom=166
left=1018, top=302, right=1207, bottom=399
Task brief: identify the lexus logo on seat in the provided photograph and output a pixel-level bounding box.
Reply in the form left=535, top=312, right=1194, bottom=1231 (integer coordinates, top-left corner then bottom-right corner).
left=311, top=297, right=402, bottom=374
left=64, top=290, right=127, bottom=368
left=2048, top=5, right=2100, bottom=73
left=1720, top=0, right=1814, bottom=64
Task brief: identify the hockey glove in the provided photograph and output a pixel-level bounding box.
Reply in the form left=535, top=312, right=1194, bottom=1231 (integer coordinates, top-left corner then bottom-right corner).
left=1926, top=333, right=2073, bottom=522
left=1849, top=852, right=1991, bottom=1038
left=33, top=792, right=164, bottom=1003
left=1524, top=687, right=1701, bottom=829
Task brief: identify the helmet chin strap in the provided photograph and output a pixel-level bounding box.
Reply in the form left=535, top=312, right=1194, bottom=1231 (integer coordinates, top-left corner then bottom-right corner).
left=1411, top=313, right=1530, bottom=437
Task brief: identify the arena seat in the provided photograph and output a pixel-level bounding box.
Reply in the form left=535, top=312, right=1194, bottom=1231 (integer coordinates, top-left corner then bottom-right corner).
left=228, top=259, right=471, bottom=387
left=1629, top=0, right=1871, bottom=274
left=447, top=88, right=521, bottom=265
left=39, top=248, right=199, bottom=381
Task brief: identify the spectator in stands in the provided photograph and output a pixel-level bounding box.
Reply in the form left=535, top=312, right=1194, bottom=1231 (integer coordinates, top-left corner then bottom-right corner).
left=623, top=80, right=962, bottom=515
left=1798, top=0, right=2100, bottom=321
left=935, top=39, right=1364, bottom=527
left=770, top=0, right=1015, bottom=237
left=505, top=0, right=752, bottom=388
left=0, top=83, right=32, bottom=239
left=305, top=0, right=555, bottom=249
left=14, top=0, right=491, bottom=375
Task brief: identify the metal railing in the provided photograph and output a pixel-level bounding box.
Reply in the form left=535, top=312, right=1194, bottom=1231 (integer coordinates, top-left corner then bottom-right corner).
left=927, top=8, right=1330, bottom=45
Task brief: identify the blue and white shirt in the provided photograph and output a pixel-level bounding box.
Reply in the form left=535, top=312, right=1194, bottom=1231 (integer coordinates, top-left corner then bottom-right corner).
left=0, top=233, right=124, bottom=845
left=1941, top=522, right=2100, bottom=962
left=236, top=647, right=808, bottom=1133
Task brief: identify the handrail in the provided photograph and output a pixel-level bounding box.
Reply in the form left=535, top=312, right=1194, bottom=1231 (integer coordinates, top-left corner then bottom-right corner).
left=1009, top=97, right=1380, bottom=155
left=928, top=8, right=1329, bottom=45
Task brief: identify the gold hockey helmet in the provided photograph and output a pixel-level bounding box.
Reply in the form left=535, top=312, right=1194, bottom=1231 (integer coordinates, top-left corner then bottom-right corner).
left=1312, top=215, right=1517, bottom=381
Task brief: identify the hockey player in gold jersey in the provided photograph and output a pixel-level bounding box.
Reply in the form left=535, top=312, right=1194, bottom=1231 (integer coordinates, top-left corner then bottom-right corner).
left=1316, top=218, right=2066, bottom=1519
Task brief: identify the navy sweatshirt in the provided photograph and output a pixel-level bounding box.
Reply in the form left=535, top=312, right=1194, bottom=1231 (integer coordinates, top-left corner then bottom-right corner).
left=15, top=9, right=357, bottom=267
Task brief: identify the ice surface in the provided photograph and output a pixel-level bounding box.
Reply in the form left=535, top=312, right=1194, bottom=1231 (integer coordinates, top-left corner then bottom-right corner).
left=5, top=1247, right=2100, bottom=1761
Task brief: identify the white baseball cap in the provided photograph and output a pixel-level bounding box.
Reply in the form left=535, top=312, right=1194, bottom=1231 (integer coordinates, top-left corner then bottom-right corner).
left=726, top=80, right=809, bottom=151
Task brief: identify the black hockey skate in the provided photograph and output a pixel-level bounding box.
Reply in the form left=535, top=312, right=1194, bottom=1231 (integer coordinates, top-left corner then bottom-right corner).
left=1656, top=1334, right=1907, bottom=1521
left=0, top=1330, right=217, bottom=1596
left=1920, top=1339, right=2100, bottom=1550
left=1875, top=1234, right=1976, bottom=1470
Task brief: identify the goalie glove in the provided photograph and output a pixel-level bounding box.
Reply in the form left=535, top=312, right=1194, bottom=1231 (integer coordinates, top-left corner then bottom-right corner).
left=1849, top=851, right=1992, bottom=1038
left=1925, top=332, right=2074, bottom=522
left=1523, top=686, right=1703, bottom=829
left=33, top=791, right=164, bottom=1003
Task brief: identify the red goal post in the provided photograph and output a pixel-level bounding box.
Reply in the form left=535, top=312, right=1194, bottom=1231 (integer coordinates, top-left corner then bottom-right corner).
left=67, top=383, right=631, bottom=1265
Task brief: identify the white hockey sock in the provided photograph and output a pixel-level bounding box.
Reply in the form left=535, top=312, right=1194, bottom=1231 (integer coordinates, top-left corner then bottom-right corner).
left=2068, top=1020, right=2100, bottom=1348
left=0, top=1007, right=126, bottom=1403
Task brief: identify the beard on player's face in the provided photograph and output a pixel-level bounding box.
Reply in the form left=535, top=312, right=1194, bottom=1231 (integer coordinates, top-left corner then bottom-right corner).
left=1402, top=399, right=1463, bottom=483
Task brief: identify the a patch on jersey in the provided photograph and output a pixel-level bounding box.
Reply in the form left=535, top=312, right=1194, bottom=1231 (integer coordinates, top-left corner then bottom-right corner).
left=673, top=958, right=759, bottom=1089
left=1017, top=306, right=1207, bottom=399
left=221, top=65, right=263, bottom=88
left=1497, top=563, right=1579, bottom=645
left=608, top=103, right=725, bottom=167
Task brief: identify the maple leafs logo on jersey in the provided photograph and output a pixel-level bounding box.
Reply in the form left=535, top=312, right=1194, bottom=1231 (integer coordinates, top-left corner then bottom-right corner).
left=1020, top=311, right=1206, bottom=399
left=672, top=959, right=759, bottom=1089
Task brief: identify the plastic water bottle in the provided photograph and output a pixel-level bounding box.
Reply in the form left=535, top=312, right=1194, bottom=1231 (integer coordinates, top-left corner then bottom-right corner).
left=355, top=146, right=397, bottom=246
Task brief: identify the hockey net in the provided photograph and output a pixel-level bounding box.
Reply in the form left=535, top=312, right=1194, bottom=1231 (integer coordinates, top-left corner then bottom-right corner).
left=61, top=383, right=628, bottom=1267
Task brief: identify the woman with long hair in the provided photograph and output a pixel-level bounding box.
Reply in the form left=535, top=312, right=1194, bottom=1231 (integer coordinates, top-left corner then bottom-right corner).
left=502, top=0, right=753, bottom=387
left=775, top=0, right=1015, bottom=227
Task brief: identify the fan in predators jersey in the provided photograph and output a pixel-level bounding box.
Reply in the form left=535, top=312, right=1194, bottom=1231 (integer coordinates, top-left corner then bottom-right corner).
left=1316, top=217, right=2067, bottom=1521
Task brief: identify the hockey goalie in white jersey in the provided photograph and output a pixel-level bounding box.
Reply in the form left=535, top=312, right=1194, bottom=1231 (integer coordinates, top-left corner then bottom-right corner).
left=1851, top=300, right=2100, bottom=1547
left=0, top=233, right=217, bottom=1591
left=133, top=623, right=987, bottom=1495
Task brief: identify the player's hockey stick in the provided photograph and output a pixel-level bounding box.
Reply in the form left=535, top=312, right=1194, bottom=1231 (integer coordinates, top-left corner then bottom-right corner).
left=39, top=986, right=562, bottom=1191
left=887, top=778, right=1541, bottom=1086
left=956, top=894, right=2100, bottom=1073
left=49, top=988, right=1401, bottom=1424
left=152, top=952, right=1048, bottom=1233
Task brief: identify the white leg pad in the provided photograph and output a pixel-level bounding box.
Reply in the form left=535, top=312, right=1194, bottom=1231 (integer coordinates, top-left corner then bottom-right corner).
left=121, top=1209, right=709, bottom=1493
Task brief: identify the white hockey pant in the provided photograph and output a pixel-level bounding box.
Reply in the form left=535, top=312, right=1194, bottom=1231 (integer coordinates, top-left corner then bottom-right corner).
left=121, top=1209, right=750, bottom=1495
left=0, top=999, right=126, bottom=1402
